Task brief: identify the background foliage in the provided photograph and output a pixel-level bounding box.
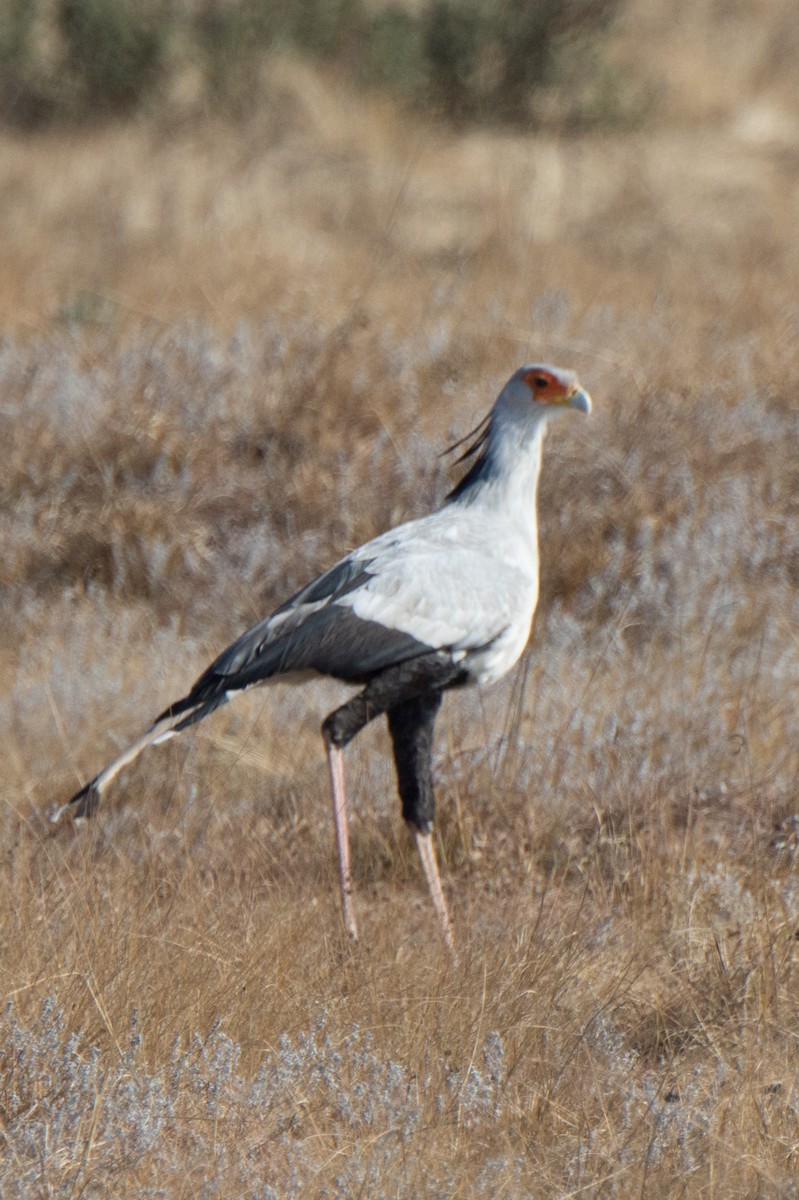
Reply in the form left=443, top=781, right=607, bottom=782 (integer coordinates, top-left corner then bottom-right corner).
left=0, top=0, right=623, bottom=127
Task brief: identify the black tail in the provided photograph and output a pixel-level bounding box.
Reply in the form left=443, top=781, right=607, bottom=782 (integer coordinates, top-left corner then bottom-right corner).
left=157, top=691, right=229, bottom=733
left=64, top=776, right=102, bottom=820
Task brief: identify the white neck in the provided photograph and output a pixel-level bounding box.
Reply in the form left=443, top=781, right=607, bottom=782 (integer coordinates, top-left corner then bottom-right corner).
left=446, top=414, right=546, bottom=532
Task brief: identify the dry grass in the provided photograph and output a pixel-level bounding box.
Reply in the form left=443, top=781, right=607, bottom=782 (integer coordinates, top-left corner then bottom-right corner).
left=3, top=3, right=799, bottom=1195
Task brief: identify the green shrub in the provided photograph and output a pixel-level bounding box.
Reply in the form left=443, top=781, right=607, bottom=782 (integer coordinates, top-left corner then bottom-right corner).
left=284, top=0, right=363, bottom=59
left=57, top=0, right=169, bottom=114
left=194, top=0, right=279, bottom=101
left=0, top=0, right=56, bottom=125
left=361, top=7, right=426, bottom=96
left=366, top=0, right=624, bottom=126
left=416, top=0, right=621, bottom=124
left=418, top=1, right=483, bottom=121
left=0, top=0, right=624, bottom=129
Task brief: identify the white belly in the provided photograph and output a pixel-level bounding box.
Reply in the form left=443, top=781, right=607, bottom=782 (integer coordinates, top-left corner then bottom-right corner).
left=466, top=614, right=535, bottom=686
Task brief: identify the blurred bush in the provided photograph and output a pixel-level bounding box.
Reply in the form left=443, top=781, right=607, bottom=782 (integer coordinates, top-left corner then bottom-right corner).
left=0, top=0, right=54, bottom=125
left=58, top=0, right=168, bottom=113
left=0, top=0, right=169, bottom=123
left=0, top=0, right=623, bottom=129
left=410, top=0, right=621, bottom=124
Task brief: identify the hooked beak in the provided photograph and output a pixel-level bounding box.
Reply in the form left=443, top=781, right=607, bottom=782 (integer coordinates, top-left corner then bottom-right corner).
left=565, top=385, right=591, bottom=414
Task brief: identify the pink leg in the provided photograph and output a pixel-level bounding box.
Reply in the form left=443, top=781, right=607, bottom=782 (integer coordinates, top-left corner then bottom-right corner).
left=414, top=829, right=455, bottom=953
left=326, top=742, right=359, bottom=940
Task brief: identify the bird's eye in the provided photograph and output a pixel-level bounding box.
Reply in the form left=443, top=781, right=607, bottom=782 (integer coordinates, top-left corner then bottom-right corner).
left=534, top=376, right=549, bottom=389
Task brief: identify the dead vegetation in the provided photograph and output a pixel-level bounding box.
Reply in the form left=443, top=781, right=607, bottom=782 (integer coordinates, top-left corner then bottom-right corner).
left=2, top=1, right=799, bottom=1194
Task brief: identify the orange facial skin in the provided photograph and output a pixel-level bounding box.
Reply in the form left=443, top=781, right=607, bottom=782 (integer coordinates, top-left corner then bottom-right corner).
left=522, top=367, right=573, bottom=403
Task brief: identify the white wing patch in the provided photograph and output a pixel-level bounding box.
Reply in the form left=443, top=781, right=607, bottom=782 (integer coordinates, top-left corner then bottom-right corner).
left=338, top=508, right=540, bottom=684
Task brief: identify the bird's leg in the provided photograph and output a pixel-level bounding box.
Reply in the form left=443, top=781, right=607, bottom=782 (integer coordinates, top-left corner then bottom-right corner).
left=414, top=828, right=455, bottom=953
left=322, top=659, right=465, bottom=944
left=387, top=692, right=455, bottom=952
left=322, top=697, right=374, bottom=940
left=325, top=740, right=359, bottom=940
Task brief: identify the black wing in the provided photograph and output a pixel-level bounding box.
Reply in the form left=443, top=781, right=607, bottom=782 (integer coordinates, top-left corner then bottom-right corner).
left=158, top=553, right=432, bottom=729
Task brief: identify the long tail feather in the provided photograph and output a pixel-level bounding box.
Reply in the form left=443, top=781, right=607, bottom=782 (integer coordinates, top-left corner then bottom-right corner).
left=49, top=695, right=224, bottom=824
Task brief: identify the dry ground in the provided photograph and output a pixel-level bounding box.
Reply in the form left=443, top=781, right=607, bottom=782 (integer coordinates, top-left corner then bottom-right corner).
left=2, top=2, right=799, bottom=1195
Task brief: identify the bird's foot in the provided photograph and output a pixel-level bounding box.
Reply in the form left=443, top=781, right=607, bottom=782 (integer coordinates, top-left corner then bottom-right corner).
left=414, top=828, right=455, bottom=954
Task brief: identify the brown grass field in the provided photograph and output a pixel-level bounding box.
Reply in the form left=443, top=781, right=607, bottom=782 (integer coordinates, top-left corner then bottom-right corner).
left=2, top=1, right=799, bottom=1194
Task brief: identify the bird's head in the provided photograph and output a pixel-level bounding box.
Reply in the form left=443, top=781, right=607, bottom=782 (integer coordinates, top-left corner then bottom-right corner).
left=444, top=363, right=592, bottom=502
left=505, top=364, right=592, bottom=417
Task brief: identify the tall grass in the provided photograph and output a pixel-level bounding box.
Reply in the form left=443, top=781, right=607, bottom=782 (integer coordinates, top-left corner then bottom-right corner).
left=3, top=296, right=798, bottom=1192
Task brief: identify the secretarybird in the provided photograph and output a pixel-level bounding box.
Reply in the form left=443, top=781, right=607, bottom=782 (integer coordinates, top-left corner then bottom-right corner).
left=52, top=364, right=591, bottom=949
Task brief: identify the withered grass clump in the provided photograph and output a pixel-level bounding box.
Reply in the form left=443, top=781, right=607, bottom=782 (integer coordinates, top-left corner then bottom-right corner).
left=2, top=17, right=799, bottom=1196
